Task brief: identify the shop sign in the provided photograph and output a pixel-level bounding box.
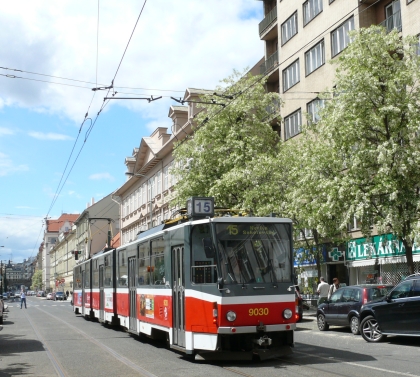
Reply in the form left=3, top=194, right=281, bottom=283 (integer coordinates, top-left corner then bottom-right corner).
left=294, top=246, right=327, bottom=267
left=346, top=234, right=420, bottom=261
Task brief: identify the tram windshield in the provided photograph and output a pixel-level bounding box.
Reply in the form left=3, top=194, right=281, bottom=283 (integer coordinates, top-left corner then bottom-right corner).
left=215, top=223, right=292, bottom=284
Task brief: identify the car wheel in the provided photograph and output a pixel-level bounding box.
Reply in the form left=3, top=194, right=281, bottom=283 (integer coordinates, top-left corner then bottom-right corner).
left=360, top=315, right=386, bottom=342
left=350, top=316, right=360, bottom=335
left=317, top=313, right=329, bottom=331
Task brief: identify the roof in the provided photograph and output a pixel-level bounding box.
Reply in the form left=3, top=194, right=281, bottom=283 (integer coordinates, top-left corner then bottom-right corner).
left=110, top=232, right=120, bottom=248
left=47, top=213, right=80, bottom=232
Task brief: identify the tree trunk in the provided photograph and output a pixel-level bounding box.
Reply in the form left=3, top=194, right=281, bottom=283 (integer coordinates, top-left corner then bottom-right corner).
left=402, top=239, right=415, bottom=275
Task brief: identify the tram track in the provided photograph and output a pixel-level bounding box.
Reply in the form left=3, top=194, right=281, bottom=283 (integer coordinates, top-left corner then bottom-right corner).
left=32, top=306, right=158, bottom=377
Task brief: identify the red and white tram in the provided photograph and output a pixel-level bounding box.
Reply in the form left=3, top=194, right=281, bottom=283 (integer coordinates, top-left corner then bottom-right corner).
left=73, top=197, right=297, bottom=360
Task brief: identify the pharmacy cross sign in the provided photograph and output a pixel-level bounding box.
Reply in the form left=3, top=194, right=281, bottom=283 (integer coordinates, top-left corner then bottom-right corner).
left=329, top=247, right=344, bottom=262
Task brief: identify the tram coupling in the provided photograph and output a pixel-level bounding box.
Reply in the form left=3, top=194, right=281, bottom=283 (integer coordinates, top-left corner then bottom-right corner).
left=253, top=335, right=272, bottom=346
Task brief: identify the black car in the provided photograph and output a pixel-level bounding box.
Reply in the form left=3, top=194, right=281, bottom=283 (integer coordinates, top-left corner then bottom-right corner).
left=317, top=284, right=393, bottom=335
left=359, top=274, right=420, bottom=342
left=55, top=292, right=67, bottom=301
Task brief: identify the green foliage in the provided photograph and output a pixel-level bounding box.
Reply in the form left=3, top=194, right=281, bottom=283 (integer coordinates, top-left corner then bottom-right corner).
left=31, top=269, right=42, bottom=290
left=173, top=70, right=283, bottom=215
left=293, top=26, right=420, bottom=273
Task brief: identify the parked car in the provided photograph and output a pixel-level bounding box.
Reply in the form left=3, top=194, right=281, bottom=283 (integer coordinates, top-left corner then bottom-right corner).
left=317, top=284, right=393, bottom=335
left=2, top=293, right=8, bottom=300
left=55, top=292, right=67, bottom=301
left=46, top=292, right=56, bottom=300
left=37, top=291, right=45, bottom=297
left=359, top=274, right=420, bottom=342
left=14, top=291, right=21, bottom=298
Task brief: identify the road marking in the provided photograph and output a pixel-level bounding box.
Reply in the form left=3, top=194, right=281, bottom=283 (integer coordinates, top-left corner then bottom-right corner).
left=292, top=350, right=420, bottom=377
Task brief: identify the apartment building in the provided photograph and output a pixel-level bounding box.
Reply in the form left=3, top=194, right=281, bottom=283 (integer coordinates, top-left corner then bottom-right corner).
left=258, top=0, right=420, bottom=289
left=41, top=213, right=79, bottom=292
left=113, top=88, right=211, bottom=246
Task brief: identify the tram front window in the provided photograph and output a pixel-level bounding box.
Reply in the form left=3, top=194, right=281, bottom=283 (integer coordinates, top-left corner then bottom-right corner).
left=215, top=223, right=292, bottom=284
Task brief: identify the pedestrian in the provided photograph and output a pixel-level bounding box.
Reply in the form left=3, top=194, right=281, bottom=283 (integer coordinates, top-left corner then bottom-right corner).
left=66, top=290, right=69, bottom=298
left=20, top=290, right=27, bottom=309
left=328, top=277, right=340, bottom=299
left=317, top=277, right=330, bottom=305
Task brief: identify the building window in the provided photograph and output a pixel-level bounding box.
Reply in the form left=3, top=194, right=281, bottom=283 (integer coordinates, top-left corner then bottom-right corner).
left=383, top=1, right=402, bottom=33
left=163, top=165, right=168, bottom=191
left=281, top=12, right=298, bottom=45
left=284, top=109, right=302, bottom=140
left=283, top=59, right=300, bottom=92
left=305, top=40, right=325, bottom=75
left=156, top=170, right=161, bottom=195
left=303, top=0, right=323, bottom=26
left=307, top=98, right=325, bottom=124
left=331, top=17, right=354, bottom=57
left=347, top=216, right=362, bottom=231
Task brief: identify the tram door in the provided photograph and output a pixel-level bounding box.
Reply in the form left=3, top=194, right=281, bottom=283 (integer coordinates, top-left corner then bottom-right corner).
left=128, top=257, right=137, bottom=332
left=99, top=265, right=104, bottom=322
left=81, top=270, right=86, bottom=316
left=172, top=246, right=185, bottom=347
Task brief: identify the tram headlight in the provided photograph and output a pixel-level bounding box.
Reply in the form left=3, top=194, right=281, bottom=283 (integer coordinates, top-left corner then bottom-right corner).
left=283, top=309, right=293, bottom=319
left=226, top=311, right=237, bottom=322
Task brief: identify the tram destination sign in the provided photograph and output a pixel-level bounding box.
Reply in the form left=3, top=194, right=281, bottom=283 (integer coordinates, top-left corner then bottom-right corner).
left=187, top=197, right=214, bottom=218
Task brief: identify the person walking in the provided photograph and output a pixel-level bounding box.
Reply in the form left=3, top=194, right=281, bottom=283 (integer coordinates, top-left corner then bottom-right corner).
left=317, top=277, right=330, bottom=305
left=328, top=277, right=340, bottom=299
left=20, top=290, right=27, bottom=309
left=66, top=290, right=69, bottom=298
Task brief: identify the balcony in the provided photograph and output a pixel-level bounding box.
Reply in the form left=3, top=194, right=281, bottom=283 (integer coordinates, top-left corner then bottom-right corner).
left=259, top=50, right=279, bottom=75
left=379, top=10, right=402, bottom=33
left=259, top=5, right=277, bottom=38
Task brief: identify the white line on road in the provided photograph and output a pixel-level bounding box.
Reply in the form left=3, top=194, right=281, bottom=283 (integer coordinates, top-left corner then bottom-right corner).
left=293, top=350, right=420, bottom=377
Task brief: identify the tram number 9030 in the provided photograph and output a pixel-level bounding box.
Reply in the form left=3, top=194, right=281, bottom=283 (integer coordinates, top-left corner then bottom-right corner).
left=249, top=308, right=269, bottom=316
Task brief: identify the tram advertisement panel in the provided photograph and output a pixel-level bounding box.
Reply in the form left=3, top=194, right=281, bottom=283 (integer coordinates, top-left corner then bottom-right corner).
left=138, top=294, right=171, bottom=326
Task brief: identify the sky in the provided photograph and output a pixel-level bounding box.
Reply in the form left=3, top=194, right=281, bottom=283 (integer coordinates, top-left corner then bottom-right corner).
left=0, top=0, right=264, bottom=264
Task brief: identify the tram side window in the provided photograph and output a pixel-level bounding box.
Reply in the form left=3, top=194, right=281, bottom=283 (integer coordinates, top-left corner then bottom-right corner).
left=191, top=224, right=217, bottom=284
left=92, top=260, right=99, bottom=288
left=151, top=237, right=166, bottom=285
left=84, top=262, right=91, bottom=289
left=118, top=250, right=128, bottom=286
left=104, top=256, right=112, bottom=287
left=138, top=242, right=150, bottom=285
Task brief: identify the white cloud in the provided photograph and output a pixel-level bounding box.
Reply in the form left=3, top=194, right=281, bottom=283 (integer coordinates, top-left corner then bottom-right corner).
left=89, top=172, right=115, bottom=181
left=0, top=127, right=14, bottom=136
left=0, top=1, right=263, bottom=124
left=0, top=152, right=29, bottom=176
left=28, top=131, right=73, bottom=140
left=0, top=216, right=44, bottom=262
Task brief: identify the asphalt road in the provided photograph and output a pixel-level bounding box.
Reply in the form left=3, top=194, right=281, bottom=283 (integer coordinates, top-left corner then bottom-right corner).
left=1, top=298, right=419, bottom=377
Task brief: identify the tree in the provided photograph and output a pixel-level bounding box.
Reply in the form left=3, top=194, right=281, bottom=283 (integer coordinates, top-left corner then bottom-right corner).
left=172, top=71, right=284, bottom=214
left=31, top=269, right=42, bottom=291
left=294, top=26, right=420, bottom=274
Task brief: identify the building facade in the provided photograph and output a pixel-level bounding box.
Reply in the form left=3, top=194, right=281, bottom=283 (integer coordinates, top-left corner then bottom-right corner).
left=41, top=214, right=79, bottom=293
left=113, top=88, right=209, bottom=246
left=259, top=0, right=420, bottom=289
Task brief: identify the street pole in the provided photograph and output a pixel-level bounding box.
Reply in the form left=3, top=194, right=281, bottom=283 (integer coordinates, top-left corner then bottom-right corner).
left=0, top=246, right=4, bottom=295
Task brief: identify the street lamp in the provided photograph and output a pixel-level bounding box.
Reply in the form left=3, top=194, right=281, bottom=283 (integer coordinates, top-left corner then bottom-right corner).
left=125, top=172, right=154, bottom=229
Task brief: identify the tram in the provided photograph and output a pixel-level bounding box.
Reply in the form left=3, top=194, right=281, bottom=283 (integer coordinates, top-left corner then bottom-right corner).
left=73, top=197, right=297, bottom=360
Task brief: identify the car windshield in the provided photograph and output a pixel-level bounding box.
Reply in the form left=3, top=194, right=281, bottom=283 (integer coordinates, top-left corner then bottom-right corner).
left=214, top=222, right=292, bottom=284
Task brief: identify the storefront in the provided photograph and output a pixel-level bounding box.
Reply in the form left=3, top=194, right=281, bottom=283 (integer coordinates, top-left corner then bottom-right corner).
left=294, top=245, right=348, bottom=293
left=345, top=234, right=420, bottom=285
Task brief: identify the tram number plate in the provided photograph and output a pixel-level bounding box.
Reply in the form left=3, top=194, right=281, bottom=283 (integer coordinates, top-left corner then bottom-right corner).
left=249, top=308, right=269, bottom=316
